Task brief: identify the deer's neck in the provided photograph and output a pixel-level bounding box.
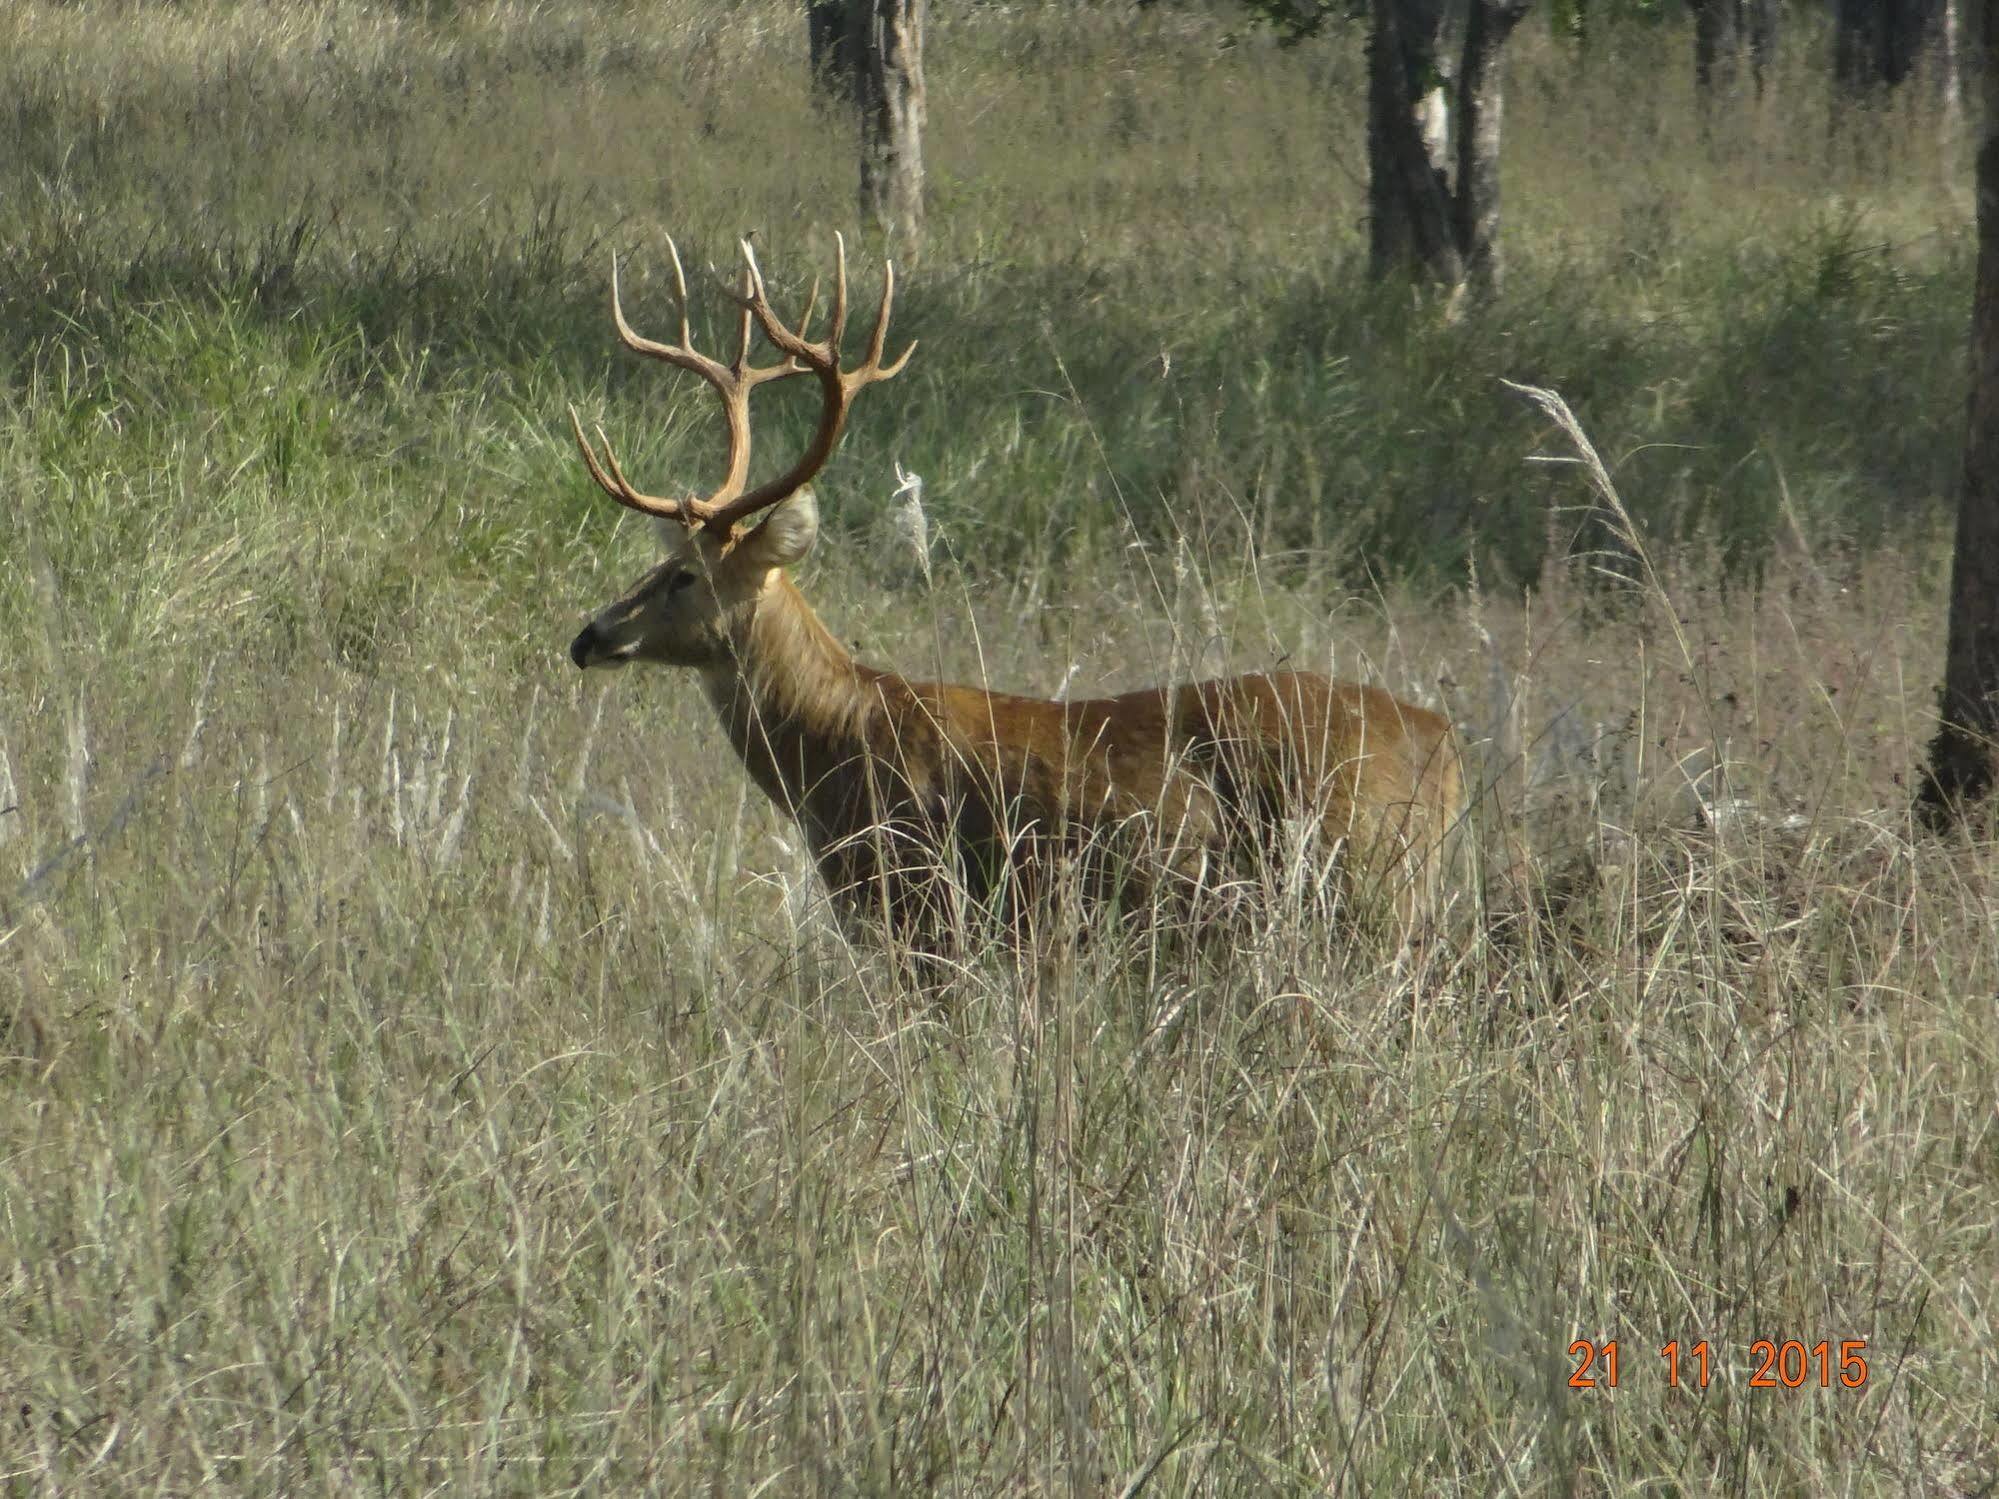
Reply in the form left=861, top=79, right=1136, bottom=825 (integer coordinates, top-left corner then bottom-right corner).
left=699, top=573, right=876, bottom=821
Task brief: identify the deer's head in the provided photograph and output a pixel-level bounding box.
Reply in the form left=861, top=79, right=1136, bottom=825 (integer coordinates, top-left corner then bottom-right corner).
left=568, top=494, right=819, bottom=669
left=567, top=236, right=912, bottom=673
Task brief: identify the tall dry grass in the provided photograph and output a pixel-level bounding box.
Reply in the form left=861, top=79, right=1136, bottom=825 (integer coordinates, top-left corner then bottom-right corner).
left=0, top=1, right=1993, bottom=1493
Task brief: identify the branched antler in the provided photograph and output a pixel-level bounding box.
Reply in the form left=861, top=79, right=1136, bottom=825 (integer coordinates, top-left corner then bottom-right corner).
left=571, top=234, right=912, bottom=539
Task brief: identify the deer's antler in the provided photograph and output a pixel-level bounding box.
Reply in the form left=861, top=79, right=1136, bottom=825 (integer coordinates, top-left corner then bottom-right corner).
left=569, top=237, right=808, bottom=528
left=572, top=234, right=912, bottom=541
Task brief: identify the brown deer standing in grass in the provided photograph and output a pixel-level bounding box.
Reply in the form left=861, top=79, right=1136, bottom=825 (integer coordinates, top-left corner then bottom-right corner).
left=565, top=236, right=1466, bottom=957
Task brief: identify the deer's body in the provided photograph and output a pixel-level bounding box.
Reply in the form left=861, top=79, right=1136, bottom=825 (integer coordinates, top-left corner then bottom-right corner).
left=564, top=238, right=1465, bottom=951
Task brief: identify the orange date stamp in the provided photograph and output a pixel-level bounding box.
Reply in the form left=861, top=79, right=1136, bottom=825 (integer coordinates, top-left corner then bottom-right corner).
left=1568, top=1338, right=1870, bottom=1390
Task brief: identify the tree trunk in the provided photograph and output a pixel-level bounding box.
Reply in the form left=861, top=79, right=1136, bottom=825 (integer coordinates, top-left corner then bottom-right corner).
left=1689, top=0, right=1777, bottom=109
left=1691, top=0, right=1745, bottom=99
left=1917, top=0, right=1999, bottom=827
left=1365, top=0, right=1524, bottom=299
left=1748, top=0, right=1778, bottom=94
left=856, top=0, right=926, bottom=248
left=1891, top=0, right=1948, bottom=84
left=1835, top=0, right=1945, bottom=93
left=1366, top=0, right=1462, bottom=286
left=1942, top=0, right=1966, bottom=130
left=1454, top=0, right=1528, bottom=295
left=808, top=0, right=858, bottom=104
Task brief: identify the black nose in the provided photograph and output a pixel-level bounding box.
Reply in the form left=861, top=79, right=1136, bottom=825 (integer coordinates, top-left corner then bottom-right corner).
left=569, top=625, right=596, bottom=669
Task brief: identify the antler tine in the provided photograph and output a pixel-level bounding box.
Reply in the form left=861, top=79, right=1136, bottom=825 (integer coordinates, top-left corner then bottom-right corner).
left=796, top=275, right=822, bottom=345
left=665, top=236, right=694, bottom=351
left=735, top=236, right=836, bottom=371
left=731, top=265, right=756, bottom=375
left=738, top=238, right=769, bottom=312
left=735, top=238, right=831, bottom=363
left=568, top=406, right=620, bottom=499
left=610, top=252, right=722, bottom=384
left=864, top=259, right=917, bottom=379
left=862, top=261, right=894, bottom=367
left=734, top=253, right=795, bottom=369
left=729, top=242, right=808, bottom=378
left=569, top=405, right=688, bottom=520
left=828, top=232, right=850, bottom=356
left=595, top=428, right=703, bottom=524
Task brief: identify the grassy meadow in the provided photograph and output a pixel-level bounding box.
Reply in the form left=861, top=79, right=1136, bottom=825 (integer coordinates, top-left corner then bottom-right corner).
left=2, top=1, right=1996, bottom=1492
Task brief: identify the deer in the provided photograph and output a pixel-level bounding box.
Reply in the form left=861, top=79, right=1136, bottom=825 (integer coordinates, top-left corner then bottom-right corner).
left=565, top=236, right=1467, bottom=960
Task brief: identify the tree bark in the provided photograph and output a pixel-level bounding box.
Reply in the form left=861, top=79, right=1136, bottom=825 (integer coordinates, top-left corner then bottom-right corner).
left=1365, top=0, right=1523, bottom=299
left=1917, top=0, right=1999, bottom=827
left=1454, top=0, right=1528, bottom=295
left=1366, top=0, right=1462, bottom=286
left=1942, top=0, right=1966, bottom=128
left=856, top=0, right=926, bottom=248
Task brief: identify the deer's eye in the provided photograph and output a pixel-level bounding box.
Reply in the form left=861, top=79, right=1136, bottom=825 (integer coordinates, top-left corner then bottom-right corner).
left=666, top=570, right=698, bottom=595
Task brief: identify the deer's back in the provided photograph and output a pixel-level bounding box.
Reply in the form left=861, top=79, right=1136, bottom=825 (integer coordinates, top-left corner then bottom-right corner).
left=877, top=668, right=1462, bottom=906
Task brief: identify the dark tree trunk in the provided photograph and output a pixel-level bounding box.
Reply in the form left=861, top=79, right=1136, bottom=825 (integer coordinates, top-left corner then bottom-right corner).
left=1365, top=0, right=1524, bottom=298
left=1689, top=0, right=1777, bottom=108
left=1691, top=0, right=1745, bottom=97
left=856, top=0, right=926, bottom=248
left=1366, top=0, right=1461, bottom=286
left=1835, top=0, right=1946, bottom=93
left=1750, top=0, right=1779, bottom=91
left=808, top=0, right=858, bottom=103
left=1918, top=0, right=1999, bottom=826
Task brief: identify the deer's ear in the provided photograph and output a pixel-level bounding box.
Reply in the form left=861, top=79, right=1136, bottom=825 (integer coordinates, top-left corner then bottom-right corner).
left=743, top=489, right=819, bottom=569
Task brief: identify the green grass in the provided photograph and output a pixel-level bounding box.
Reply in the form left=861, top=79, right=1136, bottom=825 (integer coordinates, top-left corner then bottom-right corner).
left=2, top=1, right=1995, bottom=1492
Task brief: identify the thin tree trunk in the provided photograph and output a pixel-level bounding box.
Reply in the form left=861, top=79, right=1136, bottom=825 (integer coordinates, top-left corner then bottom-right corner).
left=856, top=0, right=926, bottom=248
left=1942, top=0, right=1965, bottom=132
left=1454, top=0, right=1528, bottom=296
left=1918, top=0, right=1999, bottom=826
